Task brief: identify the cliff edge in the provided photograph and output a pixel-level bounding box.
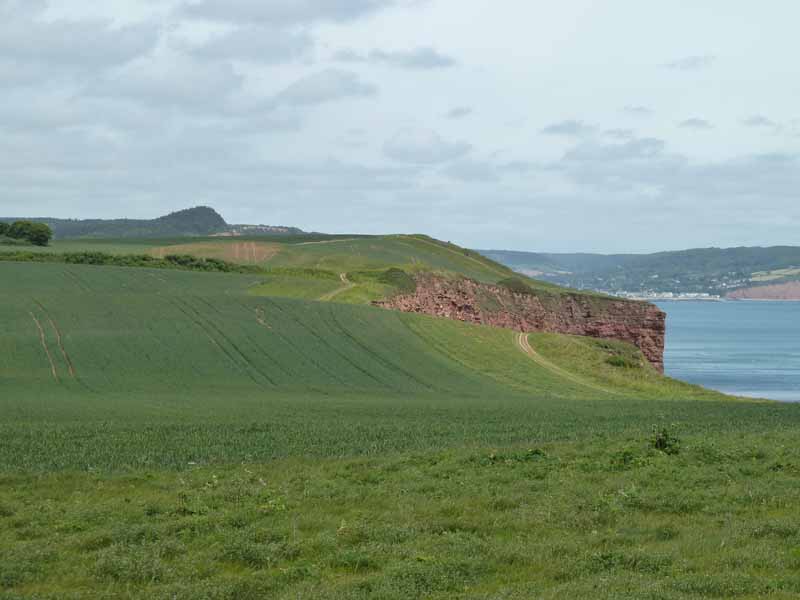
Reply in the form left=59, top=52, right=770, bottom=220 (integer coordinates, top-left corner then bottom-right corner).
left=375, top=274, right=666, bottom=372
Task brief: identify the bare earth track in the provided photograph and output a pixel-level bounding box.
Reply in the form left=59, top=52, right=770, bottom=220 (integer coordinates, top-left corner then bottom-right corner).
left=29, top=311, right=59, bottom=381
left=516, top=332, right=611, bottom=395
left=318, top=273, right=355, bottom=302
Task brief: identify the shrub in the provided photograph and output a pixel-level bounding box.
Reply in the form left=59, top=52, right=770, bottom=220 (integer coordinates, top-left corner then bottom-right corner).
left=0, top=249, right=263, bottom=275
left=650, top=426, right=681, bottom=455
left=378, top=268, right=416, bottom=294
left=606, top=355, right=641, bottom=369
left=0, top=236, right=30, bottom=246
left=497, top=277, right=533, bottom=295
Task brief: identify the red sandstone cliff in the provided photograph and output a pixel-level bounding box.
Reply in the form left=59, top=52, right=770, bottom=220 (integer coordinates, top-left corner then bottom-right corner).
left=727, top=281, right=800, bottom=300
left=374, top=275, right=666, bottom=372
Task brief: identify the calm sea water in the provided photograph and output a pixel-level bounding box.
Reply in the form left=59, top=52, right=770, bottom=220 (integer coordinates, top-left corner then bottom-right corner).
left=655, top=301, right=800, bottom=402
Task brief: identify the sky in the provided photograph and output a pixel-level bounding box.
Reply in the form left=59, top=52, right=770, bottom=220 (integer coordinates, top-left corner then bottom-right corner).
left=1, top=0, right=798, bottom=253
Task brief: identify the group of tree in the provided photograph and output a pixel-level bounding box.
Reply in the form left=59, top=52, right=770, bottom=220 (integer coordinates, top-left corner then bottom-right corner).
left=0, top=221, right=53, bottom=246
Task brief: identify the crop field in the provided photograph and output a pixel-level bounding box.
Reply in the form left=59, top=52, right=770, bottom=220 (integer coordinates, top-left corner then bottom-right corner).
left=3, top=260, right=800, bottom=598
left=32, top=234, right=523, bottom=282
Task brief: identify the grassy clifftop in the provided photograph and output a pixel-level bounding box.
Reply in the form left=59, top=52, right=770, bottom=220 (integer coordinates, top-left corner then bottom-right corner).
left=3, top=233, right=585, bottom=304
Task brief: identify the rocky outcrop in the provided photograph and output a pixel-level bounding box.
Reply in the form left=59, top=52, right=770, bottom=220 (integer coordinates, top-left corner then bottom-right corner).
left=374, top=274, right=666, bottom=371
left=728, top=281, right=800, bottom=300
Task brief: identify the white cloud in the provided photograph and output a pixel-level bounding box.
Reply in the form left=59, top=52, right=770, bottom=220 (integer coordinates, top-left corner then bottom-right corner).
left=191, top=25, right=312, bottom=63
left=383, top=128, right=471, bottom=164
left=445, top=107, right=472, bottom=119
left=621, top=105, right=653, bottom=117
left=91, top=53, right=244, bottom=110
left=742, top=115, right=778, bottom=129
left=334, top=46, right=456, bottom=69
left=441, top=159, right=500, bottom=182
left=273, top=69, right=377, bottom=106
left=540, top=120, right=594, bottom=137
left=678, top=118, right=713, bottom=130
left=0, top=7, right=159, bottom=69
left=182, top=0, right=396, bottom=25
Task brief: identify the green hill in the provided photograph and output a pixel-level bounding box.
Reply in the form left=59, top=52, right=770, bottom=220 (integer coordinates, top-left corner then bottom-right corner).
left=481, top=246, right=800, bottom=294
left=9, top=233, right=568, bottom=304
left=0, top=206, right=228, bottom=239
left=0, top=206, right=308, bottom=239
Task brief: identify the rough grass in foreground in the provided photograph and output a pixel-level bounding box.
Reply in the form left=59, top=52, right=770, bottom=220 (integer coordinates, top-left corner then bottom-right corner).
left=3, top=431, right=800, bottom=599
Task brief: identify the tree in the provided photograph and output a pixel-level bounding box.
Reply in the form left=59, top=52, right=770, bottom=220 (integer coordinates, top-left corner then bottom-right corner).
left=0, top=222, right=8, bottom=236
left=27, top=223, right=53, bottom=246
left=7, top=221, right=53, bottom=246
left=7, top=221, right=32, bottom=240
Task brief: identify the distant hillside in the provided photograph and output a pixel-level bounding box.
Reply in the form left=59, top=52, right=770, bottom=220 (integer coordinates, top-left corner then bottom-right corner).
left=0, top=207, right=304, bottom=239
left=479, top=246, right=800, bottom=296
left=728, top=281, right=800, bottom=300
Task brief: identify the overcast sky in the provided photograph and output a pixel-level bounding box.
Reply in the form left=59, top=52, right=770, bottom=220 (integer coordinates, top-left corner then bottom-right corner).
left=1, top=0, right=798, bottom=252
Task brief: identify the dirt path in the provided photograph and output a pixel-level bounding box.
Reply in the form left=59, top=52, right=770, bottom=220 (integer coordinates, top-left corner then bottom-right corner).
left=516, top=332, right=612, bottom=395
left=319, top=273, right=355, bottom=302
left=33, top=300, right=77, bottom=379
left=30, top=312, right=59, bottom=381
left=47, top=316, right=76, bottom=378
left=255, top=306, right=271, bottom=329
left=292, top=238, right=360, bottom=247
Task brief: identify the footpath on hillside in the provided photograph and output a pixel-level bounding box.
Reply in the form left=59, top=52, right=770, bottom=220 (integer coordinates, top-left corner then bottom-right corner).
left=516, top=332, right=612, bottom=395
left=318, top=273, right=355, bottom=302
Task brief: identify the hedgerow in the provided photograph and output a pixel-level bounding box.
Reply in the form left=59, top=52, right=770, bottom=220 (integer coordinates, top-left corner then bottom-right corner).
left=0, top=250, right=263, bottom=274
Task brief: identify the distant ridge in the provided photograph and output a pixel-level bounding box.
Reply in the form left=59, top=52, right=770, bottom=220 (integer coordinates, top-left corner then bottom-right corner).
left=0, top=207, right=304, bottom=239
left=479, top=246, right=800, bottom=296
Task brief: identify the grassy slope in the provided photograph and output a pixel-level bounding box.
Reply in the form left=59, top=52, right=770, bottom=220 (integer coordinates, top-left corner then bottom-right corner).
left=17, top=234, right=571, bottom=304
left=2, top=260, right=735, bottom=472
left=3, top=261, right=800, bottom=598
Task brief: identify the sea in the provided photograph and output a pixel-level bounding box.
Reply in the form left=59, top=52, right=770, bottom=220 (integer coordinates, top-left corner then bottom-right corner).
left=655, top=300, right=800, bottom=402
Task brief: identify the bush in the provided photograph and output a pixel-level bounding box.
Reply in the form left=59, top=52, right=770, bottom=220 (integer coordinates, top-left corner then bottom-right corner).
left=497, top=277, right=533, bottom=295
left=378, top=268, right=416, bottom=294
left=0, top=236, right=31, bottom=246
left=650, top=426, right=681, bottom=455
left=606, top=355, right=641, bottom=369
left=0, top=249, right=263, bottom=275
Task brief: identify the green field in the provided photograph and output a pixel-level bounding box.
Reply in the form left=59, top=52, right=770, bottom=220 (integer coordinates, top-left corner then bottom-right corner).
left=3, top=259, right=800, bottom=599
left=20, top=234, right=568, bottom=295
left=6, top=234, right=574, bottom=308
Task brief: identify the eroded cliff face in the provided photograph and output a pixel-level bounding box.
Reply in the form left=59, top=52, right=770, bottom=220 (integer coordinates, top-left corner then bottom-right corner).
left=374, top=275, right=666, bottom=372
left=727, top=281, right=800, bottom=300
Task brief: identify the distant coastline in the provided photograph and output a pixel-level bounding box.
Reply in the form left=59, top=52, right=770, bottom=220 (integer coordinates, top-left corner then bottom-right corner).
left=727, top=280, right=800, bottom=301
